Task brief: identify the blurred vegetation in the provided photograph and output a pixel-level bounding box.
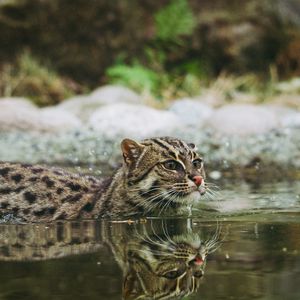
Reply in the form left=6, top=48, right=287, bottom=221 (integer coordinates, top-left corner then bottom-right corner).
left=0, top=0, right=300, bottom=105
left=107, top=0, right=202, bottom=100
left=154, top=0, right=196, bottom=40
left=107, top=0, right=300, bottom=102
left=0, top=51, right=80, bottom=106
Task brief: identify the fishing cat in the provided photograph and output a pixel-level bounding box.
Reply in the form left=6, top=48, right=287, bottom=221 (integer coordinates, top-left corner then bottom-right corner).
left=0, top=137, right=207, bottom=222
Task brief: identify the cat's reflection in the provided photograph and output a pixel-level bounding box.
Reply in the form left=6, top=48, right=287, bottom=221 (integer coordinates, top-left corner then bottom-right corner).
left=0, top=220, right=103, bottom=260
left=0, top=219, right=222, bottom=299
left=103, top=219, right=222, bottom=300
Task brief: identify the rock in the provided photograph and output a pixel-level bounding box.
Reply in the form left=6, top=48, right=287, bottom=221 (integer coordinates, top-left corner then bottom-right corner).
left=88, top=103, right=182, bottom=139
left=89, top=85, right=141, bottom=104
left=0, top=97, right=299, bottom=173
left=0, top=97, right=82, bottom=133
left=281, top=112, right=300, bottom=128
left=56, top=95, right=91, bottom=120
left=57, top=85, right=141, bottom=121
left=205, top=104, right=280, bottom=136
left=0, top=97, right=37, bottom=109
left=0, top=97, right=40, bottom=132
left=39, top=107, right=82, bottom=132
left=169, top=98, right=213, bottom=127
left=265, top=105, right=300, bottom=128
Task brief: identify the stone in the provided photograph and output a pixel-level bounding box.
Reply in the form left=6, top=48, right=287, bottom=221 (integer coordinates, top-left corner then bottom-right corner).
left=0, top=97, right=40, bottom=132
left=0, top=97, right=81, bottom=133
left=169, top=98, right=214, bottom=127
left=205, top=104, right=280, bottom=136
left=57, top=85, right=141, bottom=121
left=265, top=105, right=300, bottom=128
left=88, top=103, right=182, bottom=139
left=0, top=123, right=299, bottom=171
left=0, top=97, right=37, bottom=110
left=281, top=112, right=300, bottom=128
left=39, top=107, right=82, bottom=132
left=89, top=85, right=141, bottom=104
left=56, top=95, right=91, bottom=121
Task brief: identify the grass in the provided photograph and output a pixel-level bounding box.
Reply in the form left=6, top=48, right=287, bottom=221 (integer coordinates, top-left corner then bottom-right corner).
left=0, top=51, right=76, bottom=106
left=1, top=53, right=299, bottom=110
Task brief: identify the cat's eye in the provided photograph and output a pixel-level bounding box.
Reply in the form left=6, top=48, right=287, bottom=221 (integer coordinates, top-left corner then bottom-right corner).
left=163, top=160, right=181, bottom=171
left=163, top=269, right=184, bottom=279
left=193, top=159, right=203, bottom=169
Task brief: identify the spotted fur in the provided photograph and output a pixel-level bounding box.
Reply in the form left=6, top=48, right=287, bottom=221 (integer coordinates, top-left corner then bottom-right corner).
left=0, top=137, right=207, bottom=222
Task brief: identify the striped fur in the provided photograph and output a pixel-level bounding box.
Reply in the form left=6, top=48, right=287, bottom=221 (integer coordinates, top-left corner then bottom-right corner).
left=104, top=220, right=221, bottom=300
left=99, top=136, right=206, bottom=217
left=0, top=137, right=207, bottom=222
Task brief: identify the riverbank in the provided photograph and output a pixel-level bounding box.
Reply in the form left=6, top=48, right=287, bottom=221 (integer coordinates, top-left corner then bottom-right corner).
left=0, top=85, right=299, bottom=180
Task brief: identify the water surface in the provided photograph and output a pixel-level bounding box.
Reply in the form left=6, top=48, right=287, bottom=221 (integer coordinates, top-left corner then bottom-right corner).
left=0, top=179, right=299, bottom=300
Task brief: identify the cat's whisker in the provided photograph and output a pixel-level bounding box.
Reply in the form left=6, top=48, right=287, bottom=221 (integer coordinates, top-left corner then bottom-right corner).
left=204, top=188, right=220, bottom=200
left=158, top=190, right=178, bottom=216
left=128, top=186, right=164, bottom=196
left=149, top=220, right=176, bottom=248
left=205, top=238, right=222, bottom=252
left=205, top=182, right=220, bottom=188
left=161, top=220, right=177, bottom=247
left=204, top=192, right=215, bottom=201
left=129, top=188, right=167, bottom=211
left=206, top=187, right=220, bottom=196
left=155, top=197, right=172, bottom=216
left=204, top=222, right=224, bottom=253
left=205, top=185, right=220, bottom=191
left=132, top=223, right=177, bottom=253
left=128, top=173, right=216, bottom=216
left=202, top=191, right=214, bottom=201
left=139, top=190, right=172, bottom=213
left=132, top=242, right=174, bottom=256
left=133, top=230, right=171, bottom=251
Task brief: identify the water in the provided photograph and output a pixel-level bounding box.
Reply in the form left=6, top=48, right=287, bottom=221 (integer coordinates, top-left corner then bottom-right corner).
left=0, top=179, right=300, bottom=300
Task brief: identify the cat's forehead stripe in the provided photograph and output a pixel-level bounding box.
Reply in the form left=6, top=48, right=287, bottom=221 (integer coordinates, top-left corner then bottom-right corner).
left=157, top=139, right=180, bottom=160
left=143, top=137, right=195, bottom=162
left=150, top=138, right=180, bottom=160
left=159, top=137, right=193, bottom=159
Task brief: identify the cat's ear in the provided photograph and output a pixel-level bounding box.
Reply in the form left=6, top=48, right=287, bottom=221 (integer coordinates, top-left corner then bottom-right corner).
left=121, top=138, right=144, bottom=166
left=188, top=142, right=198, bottom=151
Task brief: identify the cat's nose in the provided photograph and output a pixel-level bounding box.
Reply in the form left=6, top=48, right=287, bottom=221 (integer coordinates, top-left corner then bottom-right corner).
left=192, top=176, right=203, bottom=186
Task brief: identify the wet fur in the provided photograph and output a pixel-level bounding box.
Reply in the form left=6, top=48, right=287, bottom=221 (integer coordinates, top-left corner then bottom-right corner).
left=0, top=137, right=207, bottom=222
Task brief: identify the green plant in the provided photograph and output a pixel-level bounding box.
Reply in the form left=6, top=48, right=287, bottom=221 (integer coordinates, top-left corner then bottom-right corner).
left=106, top=0, right=200, bottom=101
left=154, top=0, right=196, bottom=42
left=107, top=63, right=160, bottom=94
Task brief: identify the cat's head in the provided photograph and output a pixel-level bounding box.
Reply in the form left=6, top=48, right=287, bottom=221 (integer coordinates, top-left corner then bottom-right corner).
left=122, top=231, right=209, bottom=300
left=121, top=137, right=206, bottom=213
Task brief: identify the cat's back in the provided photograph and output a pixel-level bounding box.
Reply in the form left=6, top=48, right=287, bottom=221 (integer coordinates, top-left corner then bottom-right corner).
left=0, top=162, right=108, bottom=222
